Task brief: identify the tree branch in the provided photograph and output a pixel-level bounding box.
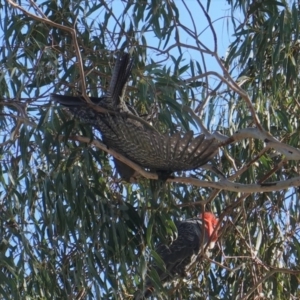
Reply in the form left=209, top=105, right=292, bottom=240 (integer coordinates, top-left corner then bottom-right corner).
left=67, top=135, right=300, bottom=192
left=6, top=0, right=88, bottom=100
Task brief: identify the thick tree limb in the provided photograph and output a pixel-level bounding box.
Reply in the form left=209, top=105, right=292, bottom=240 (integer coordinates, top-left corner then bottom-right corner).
left=187, top=106, right=300, bottom=160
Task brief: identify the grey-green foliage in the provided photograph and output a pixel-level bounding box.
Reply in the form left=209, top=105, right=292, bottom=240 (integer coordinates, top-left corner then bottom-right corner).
left=0, top=0, right=299, bottom=299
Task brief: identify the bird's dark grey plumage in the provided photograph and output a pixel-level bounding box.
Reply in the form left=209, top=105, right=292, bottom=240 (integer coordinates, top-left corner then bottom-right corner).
left=52, top=53, right=139, bottom=181
left=51, top=53, right=219, bottom=182
left=140, top=213, right=219, bottom=299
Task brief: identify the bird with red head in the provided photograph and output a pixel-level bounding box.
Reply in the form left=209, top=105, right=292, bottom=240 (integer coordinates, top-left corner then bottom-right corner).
left=135, top=212, right=220, bottom=299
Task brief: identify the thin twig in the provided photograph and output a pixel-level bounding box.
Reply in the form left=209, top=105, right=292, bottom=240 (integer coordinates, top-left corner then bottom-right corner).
left=6, top=0, right=88, bottom=98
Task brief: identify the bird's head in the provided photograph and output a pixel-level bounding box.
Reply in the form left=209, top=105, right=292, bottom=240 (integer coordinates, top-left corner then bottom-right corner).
left=198, top=212, right=219, bottom=249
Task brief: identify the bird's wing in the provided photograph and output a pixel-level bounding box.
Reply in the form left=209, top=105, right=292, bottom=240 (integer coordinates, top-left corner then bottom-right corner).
left=50, top=94, right=103, bottom=106
left=51, top=52, right=133, bottom=111
left=89, top=113, right=219, bottom=171
left=107, top=53, right=134, bottom=108
left=51, top=51, right=218, bottom=173
left=49, top=98, right=219, bottom=171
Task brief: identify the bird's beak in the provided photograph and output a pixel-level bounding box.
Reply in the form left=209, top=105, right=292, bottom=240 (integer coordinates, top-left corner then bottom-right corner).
left=208, top=241, right=216, bottom=249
